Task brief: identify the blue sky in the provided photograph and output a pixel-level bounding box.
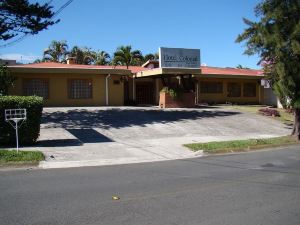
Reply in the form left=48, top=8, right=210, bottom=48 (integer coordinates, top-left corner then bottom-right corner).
left=0, top=0, right=261, bottom=68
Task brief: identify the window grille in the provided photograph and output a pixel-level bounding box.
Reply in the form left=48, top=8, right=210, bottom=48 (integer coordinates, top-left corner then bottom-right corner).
left=200, top=81, right=223, bottom=94
left=23, top=79, right=49, bottom=99
left=227, top=82, right=241, bottom=97
left=243, top=83, right=256, bottom=97
left=68, top=79, right=92, bottom=99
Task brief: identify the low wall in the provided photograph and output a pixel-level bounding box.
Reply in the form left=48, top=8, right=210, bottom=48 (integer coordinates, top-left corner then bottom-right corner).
left=159, top=92, right=195, bottom=108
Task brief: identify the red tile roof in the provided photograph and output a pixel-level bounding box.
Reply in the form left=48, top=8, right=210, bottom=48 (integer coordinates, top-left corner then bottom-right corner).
left=200, top=66, right=262, bottom=76
left=10, top=62, right=148, bottom=73
left=10, top=62, right=263, bottom=76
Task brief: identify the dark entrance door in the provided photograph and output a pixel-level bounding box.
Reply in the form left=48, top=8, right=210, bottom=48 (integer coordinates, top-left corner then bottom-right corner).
left=136, top=82, right=154, bottom=105
left=124, top=79, right=130, bottom=105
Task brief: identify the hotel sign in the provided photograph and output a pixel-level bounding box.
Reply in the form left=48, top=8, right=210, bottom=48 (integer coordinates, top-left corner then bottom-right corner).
left=159, top=47, right=200, bottom=68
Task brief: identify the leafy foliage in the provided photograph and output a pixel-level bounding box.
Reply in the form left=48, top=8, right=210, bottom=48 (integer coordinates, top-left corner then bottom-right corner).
left=0, top=96, right=43, bottom=145
left=236, top=0, right=300, bottom=138
left=0, top=0, right=58, bottom=41
left=0, top=65, right=16, bottom=96
left=43, top=40, right=68, bottom=63
left=95, top=50, right=111, bottom=65
left=236, top=0, right=300, bottom=109
left=143, top=53, right=159, bottom=63
left=160, top=86, right=184, bottom=99
left=68, top=47, right=111, bottom=65
left=258, top=107, right=280, bottom=117
left=113, top=45, right=143, bottom=68
left=236, top=64, right=250, bottom=69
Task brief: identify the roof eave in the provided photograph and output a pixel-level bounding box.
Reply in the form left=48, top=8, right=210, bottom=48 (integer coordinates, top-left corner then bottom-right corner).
left=8, top=67, right=132, bottom=75
left=137, top=68, right=202, bottom=77
left=200, top=73, right=264, bottom=79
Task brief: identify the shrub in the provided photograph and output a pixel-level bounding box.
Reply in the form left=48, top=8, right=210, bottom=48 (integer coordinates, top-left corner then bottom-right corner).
left=258, top=108, right=280, bottom=117
left=160, top=86, right=185, bottom=99
left=0, top=96, right=43, bottom=146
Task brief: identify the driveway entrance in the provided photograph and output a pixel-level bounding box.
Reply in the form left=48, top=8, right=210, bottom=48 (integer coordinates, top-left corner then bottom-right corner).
left=37, top=106, right=290, bottom=168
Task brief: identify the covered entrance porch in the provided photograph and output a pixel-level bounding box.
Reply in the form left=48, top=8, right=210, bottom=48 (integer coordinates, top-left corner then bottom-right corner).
left=129, top=68, right=202, bottom=108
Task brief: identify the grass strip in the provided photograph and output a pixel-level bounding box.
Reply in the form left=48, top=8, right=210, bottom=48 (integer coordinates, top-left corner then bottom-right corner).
left=184, top=136, right=299, bottom=154
left=0, top=149, right=45, bottom=166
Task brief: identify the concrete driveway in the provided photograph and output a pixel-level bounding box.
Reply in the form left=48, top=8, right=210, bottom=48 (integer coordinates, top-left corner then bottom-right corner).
left=36, top=106, right=290, bottom=168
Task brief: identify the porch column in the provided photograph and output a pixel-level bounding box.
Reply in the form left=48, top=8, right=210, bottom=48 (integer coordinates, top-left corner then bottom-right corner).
left=132, top=77, right=136, bottom=101
left=155, top=78, right=160, bottom=104
left=195, top=82, right=199, bottom=104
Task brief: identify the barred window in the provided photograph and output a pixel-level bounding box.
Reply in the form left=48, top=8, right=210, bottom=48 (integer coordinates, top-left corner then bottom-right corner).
left=227, top=82, right=241, bottom=97
left=23, top=79, right=49, bottom=99
left=68, top=79, right=92, bottom=99
left=200, top=81, right=223, bottom=94
left=243, top=83, right=256, bottom=97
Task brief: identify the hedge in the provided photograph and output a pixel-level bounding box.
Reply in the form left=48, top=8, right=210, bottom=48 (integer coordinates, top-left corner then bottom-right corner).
left=0, top=96, right=43, bottom=146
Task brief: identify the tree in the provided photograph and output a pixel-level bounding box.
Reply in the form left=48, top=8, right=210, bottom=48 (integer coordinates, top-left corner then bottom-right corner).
left=95, top=51, right=111, bottom=65
left=43, top=40, right=68, bottom=63
left=113, top=45, right=143, bottom=68
left=0, top=65, right=16, bottom=95
left=69, top=46, right=96, bottom=65
left=0, top=0, right=58, bottom=41
left=143, top=53, right=159, bottom=63
left=81, top=47, right=96, bottom=65
left=33, top=58, right=46, bottom=63
left=236, top=64, right=250, bottom=69
left=236, top=0, right=300, bottom=139
left=69, top=46, right=84, bottom=64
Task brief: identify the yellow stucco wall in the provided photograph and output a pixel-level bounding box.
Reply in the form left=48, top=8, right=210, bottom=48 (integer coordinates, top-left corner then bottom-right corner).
left=9, top=73, right=124, bottom=107
left=196, top=77, right=263, bottom=104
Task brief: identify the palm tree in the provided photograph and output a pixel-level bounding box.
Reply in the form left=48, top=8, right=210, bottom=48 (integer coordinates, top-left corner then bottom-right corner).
left=43, top=40, right=68, bottom=63
left=113, top=45, right=143, bottom=68
left=69, top=46, right=84, bottom=64
left=143, top=53, right=159, bottom=63
left=236, top=64, right=250, bottom=69
left=81, top=47, right=96, bottom=65
left=69, top=46, right=96, bottom=65
left=95, top=50, right=110, bottom=65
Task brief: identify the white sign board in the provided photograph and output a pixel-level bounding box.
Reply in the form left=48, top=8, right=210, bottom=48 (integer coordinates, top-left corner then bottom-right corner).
left=159, top=47, right=200, bottom=68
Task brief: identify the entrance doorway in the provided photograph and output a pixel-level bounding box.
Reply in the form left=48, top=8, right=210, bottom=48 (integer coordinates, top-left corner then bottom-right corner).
left=136, top=82, right=154, bottom=105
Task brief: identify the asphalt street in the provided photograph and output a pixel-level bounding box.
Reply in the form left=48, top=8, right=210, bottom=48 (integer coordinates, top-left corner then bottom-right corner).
left=1, top=145, right=300, bottom=225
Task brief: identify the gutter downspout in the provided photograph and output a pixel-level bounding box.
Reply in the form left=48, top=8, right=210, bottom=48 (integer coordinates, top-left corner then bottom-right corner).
left=106, top=74, right=111, bottom=106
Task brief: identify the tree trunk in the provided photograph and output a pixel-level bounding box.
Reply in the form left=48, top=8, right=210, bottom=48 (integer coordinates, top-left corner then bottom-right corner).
left=292, top=108, right=300, bottom=140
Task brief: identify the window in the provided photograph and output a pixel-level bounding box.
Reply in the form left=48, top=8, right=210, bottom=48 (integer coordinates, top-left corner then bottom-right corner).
left=68, top=79, right=92, bottom=99
left=243, top=83, right=256, bottom=97
left=200, top=81, right=223, bottom=94
left=227, top=82, right=241, bottom=97
left=23, top=79, right=49, bottom=99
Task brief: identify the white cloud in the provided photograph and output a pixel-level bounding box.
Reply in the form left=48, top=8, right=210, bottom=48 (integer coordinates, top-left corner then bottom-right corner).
left=0, top=53, right=41, bottom=63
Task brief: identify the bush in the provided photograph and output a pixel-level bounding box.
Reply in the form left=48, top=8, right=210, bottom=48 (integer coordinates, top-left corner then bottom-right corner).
left=160, top=86, right=185, bottom=99
left=258, top=108, right=280, bottom=117
left=0, top=96, right=43, bottom=146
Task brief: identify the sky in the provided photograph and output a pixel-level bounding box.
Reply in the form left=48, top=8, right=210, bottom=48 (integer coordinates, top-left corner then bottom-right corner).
left=0, top=0, right=262, bottom=69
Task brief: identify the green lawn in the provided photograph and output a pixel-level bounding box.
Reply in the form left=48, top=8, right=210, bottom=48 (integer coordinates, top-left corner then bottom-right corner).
left=0, top=149, right=44, bottom=166
left=184, top=136, right=299, bottom=154
left=224, top=105, right=294, bottom=126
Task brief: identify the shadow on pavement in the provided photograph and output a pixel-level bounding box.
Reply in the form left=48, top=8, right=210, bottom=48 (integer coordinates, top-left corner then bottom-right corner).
left=42, top=108, right=240, bottom=129
left=66, top=129, right=113, bottom=143
left=36, top=139, right=82, bottom=147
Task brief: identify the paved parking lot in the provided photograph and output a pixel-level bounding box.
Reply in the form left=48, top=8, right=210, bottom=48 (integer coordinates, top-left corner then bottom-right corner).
left=36, top=106, right=290, bottom=168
